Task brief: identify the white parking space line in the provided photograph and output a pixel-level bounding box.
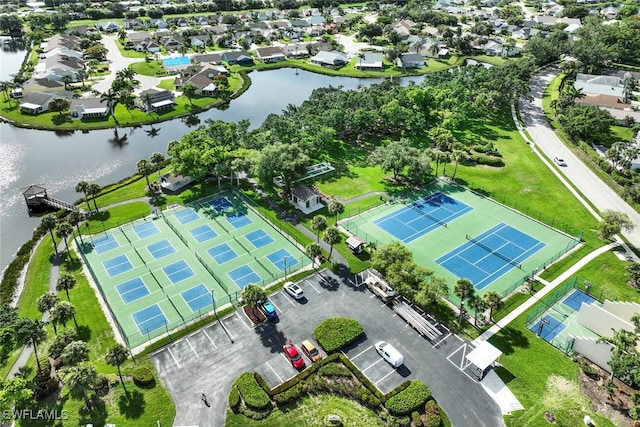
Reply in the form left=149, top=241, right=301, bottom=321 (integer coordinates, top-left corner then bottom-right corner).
left=281, top=291, right=296, bottom=306
left=167, top=347, right=181, bottom=368
left=186, top=339, right=199, bottom=358
left=362, top=358, right=383, bottom=372
left=236, top=311, right=252, bottom=330
left=266, top=361, right=283, bottom=383
left=348, top=345, right=373, bottom=361
left=305, top=279, right=321, bottom=294
left=221, top=317, right=236, bottom=341
left=432, top=332, right=452, bottom=348
left=269, top=299, right=281, bottom=313
left=202, top=329, right=217, bottom=348
left=375, top=369, right=396, bottom=385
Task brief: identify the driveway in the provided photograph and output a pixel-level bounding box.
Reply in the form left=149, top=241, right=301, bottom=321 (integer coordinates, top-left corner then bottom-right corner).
left=150, top=270, right=503, bottom=427
left=520, top=67, right=640, bottom=248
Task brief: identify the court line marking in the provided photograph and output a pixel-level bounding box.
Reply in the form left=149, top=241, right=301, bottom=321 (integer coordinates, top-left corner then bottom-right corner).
left=349, top=345, right=373, bottom=361
left=166, top=347, right=181, bottom=368
left=266, top=361, right=283, bottom=383
left=305, top=280, right=321, bottom=294
left=186, top=339, right=199, bottom=358
left=236, top=311, right=252, bottom=330
left=362, top=358, right=383, bottom=372
left=374, top=369, right=396, bottom=385
left=202, top=329, right=217, bottom=348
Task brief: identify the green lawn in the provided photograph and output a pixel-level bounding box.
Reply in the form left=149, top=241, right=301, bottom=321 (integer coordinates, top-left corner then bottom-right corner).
left=82, top=202, right=152, bottom=236
left=226, top=395, right=384, bottom=427
left=17, top=235, right=55, bottom=319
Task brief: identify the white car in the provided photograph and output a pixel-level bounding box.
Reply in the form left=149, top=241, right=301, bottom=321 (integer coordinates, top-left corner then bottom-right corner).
left=553, top=156, right=567, bottom=166
left=284, top=281, right=305, bottom=300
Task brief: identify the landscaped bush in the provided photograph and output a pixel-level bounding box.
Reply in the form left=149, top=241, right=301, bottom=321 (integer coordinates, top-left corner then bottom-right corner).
left=411, top=411, right=423, bottom=427
left=425, top=399, right=439, bottom=414
left=469, top=153, right=505, bottom=167
left=424, top=412, right=442, bottom=427
left=385, top=380, right=432, bottom=416
left=132, top=365, right=155, bottom=386
left=340, top=355, right=383, bottom=401
left=314, top=317, right=364, bottom=354
left=273, top=383, right=305, bottom=406
left=32, top=367, right=58, bottom=399
left=356, top=385, right=381, bottom=409
left=234, top=372, right=271, bottom=410
left=228, top=386, right=240, bottom=412
left=319, top=362, right=352, bottom=378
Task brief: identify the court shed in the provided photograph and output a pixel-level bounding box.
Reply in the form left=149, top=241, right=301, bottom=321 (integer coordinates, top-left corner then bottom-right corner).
left=346, top=235, right=366, bottom=253
left=464, top=341, right=502, bottom=380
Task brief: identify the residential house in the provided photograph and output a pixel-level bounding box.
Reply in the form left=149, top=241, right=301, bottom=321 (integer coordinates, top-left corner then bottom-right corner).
left=148, top=19, right=168, bottom=29
left=290, top=19, right=309, bottom=28
left=145, top=42, right=161, bottom=54
left=161, top=36, right=183, bottom=50
left=95, top=21, right=120, bottom=33
left=395, top=53, right=425, bottom=69
left=189, top=35, right=210, bottom=49
left=136, top=89, right=175, bottom=112
left=43, top=54, right=85, bottom=81
left=221, top=51, right=254, bottom=65
left=22, top=78, right=66, bottom=95
left=355, top=52, right=384, bottom=71
left=42, top=47, right=82, bottom=60
left=174, top=63, right=226, bottom=96
left=123, top=19, right=144, bottom=30
left=65, top=25, right=94, bottom=36
left=288, top=185, right=323, bottom=214
left=574, top=73, right=630, bottom=111
left=44, top=34, right=80, bottom=52
left=255, top=46, right=285, bottom=63
left=20, top=91, right=72, bottom=115
left=307, top=15, right=326, bottom=26
left=70, top=97, right=109, bottom=119
left=310, top=50, right=347, bottom=68
left=158, top=172, right=194, bottom=192
left=192, top=53, right=223, bottom=64
left=282, top=44, right=309, bottom=58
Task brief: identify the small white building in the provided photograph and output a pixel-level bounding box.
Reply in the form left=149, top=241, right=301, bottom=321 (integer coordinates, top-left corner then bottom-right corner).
left=289, top=185, right=323, bottom=214
left=158, top=172, right=194, bottom=192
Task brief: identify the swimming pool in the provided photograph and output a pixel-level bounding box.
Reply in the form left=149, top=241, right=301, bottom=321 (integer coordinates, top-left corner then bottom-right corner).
left=163, top=56, right=191, bottom=67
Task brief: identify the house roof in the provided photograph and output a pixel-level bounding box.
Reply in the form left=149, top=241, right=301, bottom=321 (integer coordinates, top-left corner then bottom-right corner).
left=291, top=185, right=318, bottom=200
left=575, top=74, right=624, bottom=97
left=21, top=91, right=68, bottom=106
left=223, top=51, right=253, bottom=61
left=71, top=97, right=107, bottom=111
left=359, top=52, right=383, bottom=67
left=311, top=50, right=347, bottom=64
left=399, top=53, right=423, bottom=62
left=255, top=46, right=284, bottom=58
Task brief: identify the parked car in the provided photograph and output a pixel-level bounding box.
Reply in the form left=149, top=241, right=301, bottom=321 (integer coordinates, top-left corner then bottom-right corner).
left=283, top=343, right=305, bottom=370
left=300, top=340, right=322, bottom=362
left=553, top=156, right=567, bottom=166
left=284, top=281, right=305, bottom=300
left=261, top=299, right=276, bottom=319
left=375, top=341, right=404, bottom=368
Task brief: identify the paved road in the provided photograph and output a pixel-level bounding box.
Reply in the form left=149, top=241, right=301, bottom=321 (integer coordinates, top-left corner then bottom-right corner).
left=519, top=67, right=640, bottom=249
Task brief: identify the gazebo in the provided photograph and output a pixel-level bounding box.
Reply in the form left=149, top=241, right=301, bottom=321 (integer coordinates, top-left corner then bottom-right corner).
left=463, top=341, right=502, bottom=380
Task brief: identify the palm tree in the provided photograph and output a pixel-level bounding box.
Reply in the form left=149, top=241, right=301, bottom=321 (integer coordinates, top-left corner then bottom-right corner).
left=52, top=300, right=77, bottom=330
left=67, top=211, right=83, bottom=243
left=311, top=215, right=328, bottom=242
left=0, top=81, right=10, bottom=101
left=41, top=214, right=58, bottom=256
left=86, top=183, right=101, bottom=212
left=56, top=273, right=77, bottom=301
left=55, top=221, right=73, bottom=261
left=14, top=318, right=47, bottom=374
left=622, top=73, right=636, bottom=104
left=305, top=242, right=322, bottom=264
left=468, top=294, right=488, bottom=326
left=454, top=278, right=475, bottom=328
left=37, top=292, right=60, bottom=320
left=439, top=151, right=452, bottom=177
left=178, top=45, right=188, bottom=56
left=75, top=181, right=91, bottom=211
left=61, top=340, right=89, bottom=366
left=141, top=92, right=154, bottom=113
left=105, top=344, right=129, bottom=390
left=241, top=284, right=268, bottom=319
left=451, top=148, right=465, bottom=179
left=483, top=290, right=503, bottom=322
left=323, top=227, right=340, bottom=259
left=357, top=52, right=365, bottom=69
left=181, top=82, right=198, bottom=107
left=61, top=75, right=73, bottom=90
left=150, top=152, right=165, bottom=171
left=327, top=200, right=344, bottom=225
left=76, top=69, right=88, bottom=88
left=136, top=159, right=154, bottom=190
left=117, top=28, right=127, bottom=42
left=59, top=363, right=98, bottom=410
left=100, top=89, right=119, bottom=121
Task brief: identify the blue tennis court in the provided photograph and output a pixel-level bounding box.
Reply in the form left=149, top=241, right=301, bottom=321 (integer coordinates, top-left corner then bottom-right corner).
left=162, top=260, right=195, bottom=284
left=228, top=265, right=261, bottom=289
left=181, top=284, right=213, bottom=312
left=133, top=304, right=167, bottom=334
left=189, top=224, right=217, bottom=243
left=226, top=212, right=252, bottom=229
left=436, top=223, right=545, bottom=290
left=266, top=249, right=298, bottom=271
left=103, top=255, right=133, bottom=277
left=207, top=197, right=233, bottom=212
left=529, top=314, right=566, bottom=342
left=93, top=234, right=119, bottom=254
left=116, top=277, right=149, bottom=304
left=207, top=243, right=238, bottom=264
left=374, top=193, right=472, bottom=243
left=562, top=289, right=596, bottom=311
left=174, top=208, right=199, bottom=224
left=133, top=222, right=160, bottom=239
left=245, top=229, right=274, bottom=248
left=147, top=239, right=176, bottom=260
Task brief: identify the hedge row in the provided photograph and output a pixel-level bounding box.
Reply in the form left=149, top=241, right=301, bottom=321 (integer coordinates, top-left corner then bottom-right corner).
left=233, top=372, right=271, bottom=410
left=313, top=317, right=364, bottom=354
left=385, top=380, right=432, bottom=416
left=228, top=386, right=240, bottom=413
left=318, top=362, right=352, bottom=378
left=0, top=223, right=47, bottom=303
left=469, top=153, right=505, bottom=167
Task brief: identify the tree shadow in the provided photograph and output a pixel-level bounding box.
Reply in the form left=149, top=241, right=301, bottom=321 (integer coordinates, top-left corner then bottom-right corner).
left=118, top=389, right=146, bottom=419
left=75, top=325, right=92, bottom=342
left=488, top=326, right=530, bottom=355
left=254, top=322, right=288, bottom=354
left=494, top=366, right=516, bottom=384
left=78, top=397, right=107, bottom=426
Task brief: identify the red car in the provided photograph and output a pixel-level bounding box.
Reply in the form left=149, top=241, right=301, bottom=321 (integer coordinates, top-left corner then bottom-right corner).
left=283, top=343, right=305, bottom=370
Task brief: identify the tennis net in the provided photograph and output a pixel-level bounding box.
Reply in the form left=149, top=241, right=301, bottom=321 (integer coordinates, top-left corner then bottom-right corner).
left=409, top=203, right=448, bottom=228
left=465, top=234, right=522, bottom=270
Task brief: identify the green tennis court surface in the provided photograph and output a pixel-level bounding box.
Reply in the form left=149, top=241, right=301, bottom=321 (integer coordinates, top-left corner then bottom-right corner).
left=79, top=190, right=310, bottom=349
left=340, top=180, right=580, bottom=303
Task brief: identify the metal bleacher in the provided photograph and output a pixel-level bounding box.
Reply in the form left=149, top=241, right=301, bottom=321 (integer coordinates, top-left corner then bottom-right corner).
left=394, top=300, right=444, bottom=341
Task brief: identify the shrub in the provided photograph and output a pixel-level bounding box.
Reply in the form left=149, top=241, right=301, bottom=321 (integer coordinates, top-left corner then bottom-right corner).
left=387, top=415, right=411, bottom=427
left=274, top=383, right=305, bottom=406
left=314, top=317, right=364, bottom=354
left=385, top=380, right=432, bottom=416
left=412, top=411, right=423, bottom=427
left=469, top=154, right=505, bottom=167
left=33, top=367, right=58, bottom=399
left=319, top=362, right=351, bottom=378
left=228, top=386, right=240, bottom=412
left=234, top=372, right=271, bottom=410
left=356, top=385, right=381, bottom=409
left=425, top=399, right=439, bottom=414
left=132, top=365, right=155, bottom=386
left=384, top=381, right=411, bottom=401
left=94, top=374, right=110, bottom=397
left=424, top=412, right=442, bottom=427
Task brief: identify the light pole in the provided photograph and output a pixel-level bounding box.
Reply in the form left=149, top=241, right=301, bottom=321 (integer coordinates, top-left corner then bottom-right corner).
left=283, top=255, right=288, bottom=280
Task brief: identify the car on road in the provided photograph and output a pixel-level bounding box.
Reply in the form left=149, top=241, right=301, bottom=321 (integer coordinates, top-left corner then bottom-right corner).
left=375, top=341, right=404, bottom=368
left=300, top=340, right=322, bottom=362
left=261, top=299, right=276, bottom=319
left=284, top=281, right=305, bottom=300
left=283, top=343, right=305, bottom=370
left=553, top=156, right=567, bottom=166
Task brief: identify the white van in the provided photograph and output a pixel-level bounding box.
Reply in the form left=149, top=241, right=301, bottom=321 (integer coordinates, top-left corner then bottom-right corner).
left=375, top=341, right=404, bottom=368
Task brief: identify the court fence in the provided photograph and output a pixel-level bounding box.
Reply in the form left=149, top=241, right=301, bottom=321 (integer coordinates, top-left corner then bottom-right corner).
left=525, top=278, right=577, bottom=328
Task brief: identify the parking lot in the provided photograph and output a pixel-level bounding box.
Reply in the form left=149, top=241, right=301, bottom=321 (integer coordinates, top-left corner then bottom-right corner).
left=151, top=269, right=504, bottom=427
